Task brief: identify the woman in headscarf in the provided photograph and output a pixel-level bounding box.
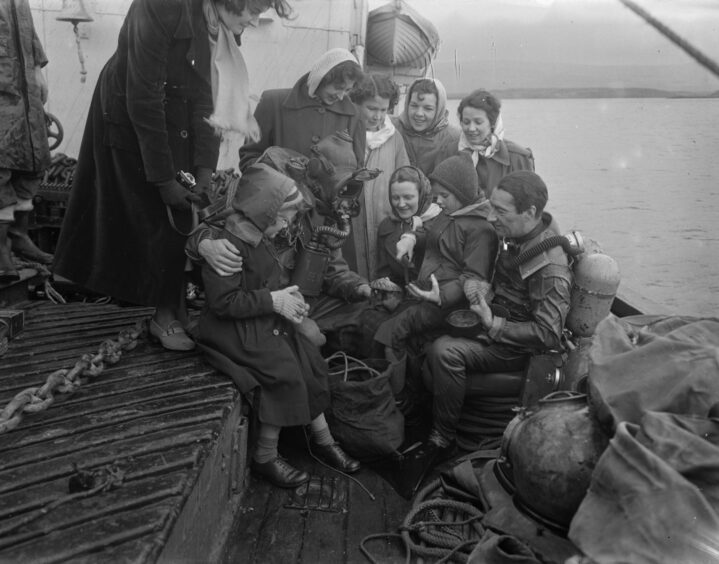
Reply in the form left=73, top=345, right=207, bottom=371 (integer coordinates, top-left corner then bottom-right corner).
left=393, top=78, right=460, bottom=176
left=239, top=47, right=366, bottom=171
left=456, top=89, right=534, bottom=197
left=197, top=163, right=360, bottom=488
left=53, top=0, right=292, bottom=351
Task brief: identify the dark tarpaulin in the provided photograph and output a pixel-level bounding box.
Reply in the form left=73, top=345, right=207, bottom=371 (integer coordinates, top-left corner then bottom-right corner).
left=570, top=315, right=719, bottom=563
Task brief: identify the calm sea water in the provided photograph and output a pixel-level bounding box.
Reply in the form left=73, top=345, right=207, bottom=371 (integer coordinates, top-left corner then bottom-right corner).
left=446, top=97, right=719, bottom=317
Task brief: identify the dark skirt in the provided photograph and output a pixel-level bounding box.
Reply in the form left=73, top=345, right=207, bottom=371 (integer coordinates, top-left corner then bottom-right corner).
left=53, top=80, right=192, bottom=306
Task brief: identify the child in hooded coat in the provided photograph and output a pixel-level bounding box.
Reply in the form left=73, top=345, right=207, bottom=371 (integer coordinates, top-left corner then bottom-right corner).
left=196, top=163, right=360, bottom=488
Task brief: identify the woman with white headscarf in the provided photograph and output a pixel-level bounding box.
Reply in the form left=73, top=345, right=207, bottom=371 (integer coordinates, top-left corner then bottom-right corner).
left=393, top=78, right=460, bottom=176
left=456, top=89, right=534, bottom=198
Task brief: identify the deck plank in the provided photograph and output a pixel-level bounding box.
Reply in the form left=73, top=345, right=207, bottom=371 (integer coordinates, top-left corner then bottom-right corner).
left=0, top=301, right=245, bottom=563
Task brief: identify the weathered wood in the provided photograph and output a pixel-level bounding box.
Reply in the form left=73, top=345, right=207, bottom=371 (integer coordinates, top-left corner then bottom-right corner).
left=0, top=301, right=247, bottom=563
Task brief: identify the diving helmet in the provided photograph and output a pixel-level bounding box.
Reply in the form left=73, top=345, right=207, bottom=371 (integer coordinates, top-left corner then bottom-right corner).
left=496, top=391, right=609, bottom=534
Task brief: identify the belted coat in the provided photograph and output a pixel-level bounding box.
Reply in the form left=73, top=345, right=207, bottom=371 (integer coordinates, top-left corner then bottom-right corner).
left=53, top=0, right=220, bottom=306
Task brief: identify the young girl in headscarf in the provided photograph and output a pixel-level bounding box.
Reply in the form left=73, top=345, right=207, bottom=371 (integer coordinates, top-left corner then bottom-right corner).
left=196, top=163, right=360, bottom=488
left=457, top=89, right=534, bottom=197
left=393, top=78, right=460, bottom=176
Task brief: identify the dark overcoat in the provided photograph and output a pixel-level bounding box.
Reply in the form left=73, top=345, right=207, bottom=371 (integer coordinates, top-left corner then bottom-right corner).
left=53, top=0, right=220, bottom=305
left=198, top=224, right=330, bottom=427
left=239, top=73, right=366, bottom=171
left=0, top=0, right=50, bottom=173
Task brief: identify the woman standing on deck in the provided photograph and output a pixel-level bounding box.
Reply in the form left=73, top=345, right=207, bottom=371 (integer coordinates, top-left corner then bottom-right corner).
left=53, top=0, right=291, bottom=351
left=457, top=89, right=534, bottom=197
left=349, top=73, right=409, bottom=279
left=393, top=78, right=460, bottom=176
left=239, top=48, right=366, bottom=171
left=197, top=164, right=360, bottom=488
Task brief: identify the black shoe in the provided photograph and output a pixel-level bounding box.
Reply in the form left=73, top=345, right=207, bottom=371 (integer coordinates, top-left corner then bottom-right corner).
left=251, top=457, right=310, bottom=488
left=313, top=442, right=361, bottom=474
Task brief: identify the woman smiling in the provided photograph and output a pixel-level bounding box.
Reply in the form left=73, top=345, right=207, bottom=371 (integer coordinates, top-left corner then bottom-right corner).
left=457, top=89, right=535, bottom=198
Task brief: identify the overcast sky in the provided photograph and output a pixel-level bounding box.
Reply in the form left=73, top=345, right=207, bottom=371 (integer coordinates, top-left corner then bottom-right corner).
left=367, top=0, right=719, bottom=91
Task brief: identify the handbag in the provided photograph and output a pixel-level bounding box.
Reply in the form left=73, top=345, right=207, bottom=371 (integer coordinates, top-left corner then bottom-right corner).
left=324, top=352, right=405, bottom=460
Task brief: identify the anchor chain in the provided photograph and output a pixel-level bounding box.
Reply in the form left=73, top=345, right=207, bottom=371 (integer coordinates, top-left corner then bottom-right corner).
left=0, top=321, right=144, bottom=434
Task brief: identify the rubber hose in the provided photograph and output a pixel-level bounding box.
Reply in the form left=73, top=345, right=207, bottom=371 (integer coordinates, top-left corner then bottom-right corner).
left=506, top=235, right=582, bottom=269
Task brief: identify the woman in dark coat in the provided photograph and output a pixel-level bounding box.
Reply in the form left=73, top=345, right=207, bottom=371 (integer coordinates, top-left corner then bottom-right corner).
left=53, top=0, right=290, bottom=350
left=456, top=89, right=535, bottom=197
left=197, top=163, right=360, bottom=488
left=239, top=48, right=366, bottom=172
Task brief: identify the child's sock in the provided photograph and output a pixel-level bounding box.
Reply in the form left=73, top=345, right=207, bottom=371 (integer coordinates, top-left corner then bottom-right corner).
left=253, top=423, right=281, bottom=464
left=310, top=414, right=334, bottom=446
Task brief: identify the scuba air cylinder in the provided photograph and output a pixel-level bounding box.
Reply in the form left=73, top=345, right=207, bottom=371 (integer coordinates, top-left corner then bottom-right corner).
left=566, top=252, right=621, bottom=338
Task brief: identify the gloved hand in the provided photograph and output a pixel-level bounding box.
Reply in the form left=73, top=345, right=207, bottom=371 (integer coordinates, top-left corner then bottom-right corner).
left=395, top=233, right=417, bottom=262
left=271, top=285, right=309, bottom=323
left=157, top=179, right=202, bottom=210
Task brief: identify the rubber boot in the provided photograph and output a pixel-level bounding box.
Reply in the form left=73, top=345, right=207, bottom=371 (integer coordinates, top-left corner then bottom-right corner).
left=8, top=210, right=53, bottom=265
left=0, top=222, right=20, bottom=283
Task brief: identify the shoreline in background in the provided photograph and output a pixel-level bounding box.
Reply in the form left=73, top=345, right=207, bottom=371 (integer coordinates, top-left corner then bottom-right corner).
left=445, top=88, right=719, bottom=100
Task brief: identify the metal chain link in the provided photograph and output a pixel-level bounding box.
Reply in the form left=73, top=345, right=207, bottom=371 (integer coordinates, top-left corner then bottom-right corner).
left=0, top=321, right=145, bottom=434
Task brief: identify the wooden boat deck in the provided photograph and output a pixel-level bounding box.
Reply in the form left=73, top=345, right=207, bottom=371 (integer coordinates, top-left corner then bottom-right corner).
left=0, top=300, right=413, bottom=563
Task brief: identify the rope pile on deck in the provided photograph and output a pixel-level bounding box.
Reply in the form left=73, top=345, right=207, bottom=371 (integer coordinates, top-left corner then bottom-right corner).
left=0, top=321, right=144, bottom=434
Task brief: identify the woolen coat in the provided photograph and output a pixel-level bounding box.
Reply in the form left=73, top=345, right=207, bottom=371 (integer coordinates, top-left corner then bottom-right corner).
left=351, top=129, right=409, bottom=279
left=197, top=209, right=330, bottom=427
left=53, top=0, right=220, bottom=306
left=0, top=0, right=50, bottom=173
left=239, top=73, right=366, bottom=171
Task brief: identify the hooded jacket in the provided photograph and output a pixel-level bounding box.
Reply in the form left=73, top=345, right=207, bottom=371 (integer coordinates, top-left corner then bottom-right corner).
left=418, top=200, right=498, bottom=309
left=197, top=166, right=330, bottom=427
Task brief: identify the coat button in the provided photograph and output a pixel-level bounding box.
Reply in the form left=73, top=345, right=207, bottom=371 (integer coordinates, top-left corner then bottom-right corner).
left=272, top=329, right=279, bottom=336
left=180, top=130, right=189, bottom=138
left=317, top=107, right=326, bottom=114
left=311, top=135, right=320, bottom=144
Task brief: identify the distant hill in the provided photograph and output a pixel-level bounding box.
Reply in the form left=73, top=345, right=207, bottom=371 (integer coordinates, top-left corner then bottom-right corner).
left=446, top=87, right=719, bottom=99
left=434, top=58, right=719, bottom=97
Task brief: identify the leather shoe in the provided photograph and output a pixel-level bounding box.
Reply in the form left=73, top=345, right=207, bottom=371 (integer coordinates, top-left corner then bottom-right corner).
left=313, top=442, right=361, bottom=474
left=149, top=319, right=195, bottom=351
left=251, top=457, right=310, bottom=488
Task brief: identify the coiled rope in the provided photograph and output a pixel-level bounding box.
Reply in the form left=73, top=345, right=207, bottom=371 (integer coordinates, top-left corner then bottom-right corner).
left=360, top=478, right=485, bottom=563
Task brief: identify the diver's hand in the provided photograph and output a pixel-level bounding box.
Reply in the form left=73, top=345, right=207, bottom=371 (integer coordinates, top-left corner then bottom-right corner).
left=470, top=297, right=493, bottom=330
left=157, top=179, right=202, bottom=210
left=407, top=273, right=441, bottom=306
left=199, top=238, right=243, bottom=276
